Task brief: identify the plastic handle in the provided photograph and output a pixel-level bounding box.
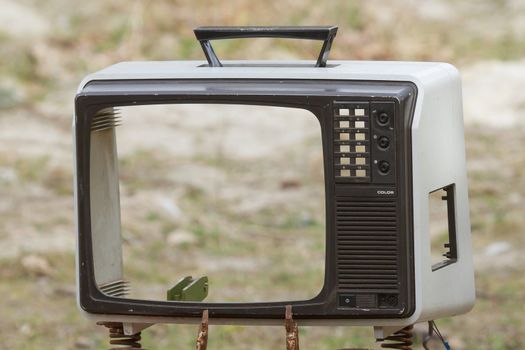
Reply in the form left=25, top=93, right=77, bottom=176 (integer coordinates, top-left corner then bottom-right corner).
left=194, top=26, right=338, bottom=67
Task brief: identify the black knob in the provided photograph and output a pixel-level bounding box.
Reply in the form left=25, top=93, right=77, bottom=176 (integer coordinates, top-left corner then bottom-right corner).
left=378, top=160, right=390, bottom=174
left=378, top=136, right=390, bottom=149
left=377, top=112, right=390, bottom=126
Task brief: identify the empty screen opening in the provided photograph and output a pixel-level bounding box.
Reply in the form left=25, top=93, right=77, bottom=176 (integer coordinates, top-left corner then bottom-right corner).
left=91, top=103, right=326, bottom=303
left=428, top=184, right=458, bottom=271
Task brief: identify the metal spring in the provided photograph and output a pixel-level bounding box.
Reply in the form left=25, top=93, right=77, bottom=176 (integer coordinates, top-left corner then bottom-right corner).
left=99, top=280, right=130, bottom=297
left=98, top=322, right=144, bottom=349
left=379, top=325, right=413, bottom=350
left=91, top=107, right=122, bottom=132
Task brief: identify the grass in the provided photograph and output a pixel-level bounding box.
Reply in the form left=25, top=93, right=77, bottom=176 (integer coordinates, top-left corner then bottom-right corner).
left=2, top=124, right=519, bottom=349
left=2, top=109, right=525, bottom=350
left=1, top=0, right=525, bottom=348
left=0, top=153, right=72, bottom=196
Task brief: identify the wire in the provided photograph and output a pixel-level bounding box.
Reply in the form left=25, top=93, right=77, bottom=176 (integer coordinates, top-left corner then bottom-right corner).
left=422, top=321, right=433, bottom=350
left=423, top=321, right=452, bottom=350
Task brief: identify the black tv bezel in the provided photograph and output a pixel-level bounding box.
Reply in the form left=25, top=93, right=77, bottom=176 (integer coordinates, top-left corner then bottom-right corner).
left=75, top=79, right=416, bottom=321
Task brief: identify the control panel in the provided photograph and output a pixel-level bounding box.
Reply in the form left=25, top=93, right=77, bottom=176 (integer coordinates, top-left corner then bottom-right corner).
left=333, top=102, right=370, bottom=182
left=334, top=101, right=396, bottom=184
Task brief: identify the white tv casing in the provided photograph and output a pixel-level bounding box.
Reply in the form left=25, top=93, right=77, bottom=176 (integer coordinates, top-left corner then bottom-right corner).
left=74, top=60, right=475, bottom=336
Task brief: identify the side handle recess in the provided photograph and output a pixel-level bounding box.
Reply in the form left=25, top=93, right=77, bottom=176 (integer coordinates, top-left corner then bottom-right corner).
left=194, top=26, right=338, bottom=67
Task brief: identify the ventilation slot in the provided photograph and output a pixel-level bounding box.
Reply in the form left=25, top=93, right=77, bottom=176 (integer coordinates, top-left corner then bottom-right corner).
left=336, top=199, right=399, bottom=291
left=91, top=107, right=121, bottom=132
left=99, top=280, right=130, bottom=297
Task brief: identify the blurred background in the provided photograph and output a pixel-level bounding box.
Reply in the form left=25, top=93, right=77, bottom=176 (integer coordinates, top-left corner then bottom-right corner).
left=0, top=0, right=524, bottom=349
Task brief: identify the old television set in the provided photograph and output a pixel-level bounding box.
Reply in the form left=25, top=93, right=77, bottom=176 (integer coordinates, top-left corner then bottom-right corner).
left=74, top=26, right=475, bottom=340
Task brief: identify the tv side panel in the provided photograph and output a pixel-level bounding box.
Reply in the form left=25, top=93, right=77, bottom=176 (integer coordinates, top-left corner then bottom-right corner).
left=411, top=65, right=475, bottom=321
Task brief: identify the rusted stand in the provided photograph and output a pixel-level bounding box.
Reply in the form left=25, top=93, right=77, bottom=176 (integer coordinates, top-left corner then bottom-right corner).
left=196, top=310, right=209, bottom=350
left=285, top=305, right=299, bottom=350
left=97, top=321, right=143, bottom=349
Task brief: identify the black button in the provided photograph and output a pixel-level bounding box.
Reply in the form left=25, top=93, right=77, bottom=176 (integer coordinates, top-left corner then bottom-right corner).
left=377, top=112, right=390, bottom=126
left=378, top=136, right=390, bottom=149
left=338, top=294, right=357, bottom=307
left=378, top=161, right=390, bottom=174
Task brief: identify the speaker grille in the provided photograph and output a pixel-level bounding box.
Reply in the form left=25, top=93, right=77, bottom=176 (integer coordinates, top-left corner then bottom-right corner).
left=336, top=198, right=399, bottom=291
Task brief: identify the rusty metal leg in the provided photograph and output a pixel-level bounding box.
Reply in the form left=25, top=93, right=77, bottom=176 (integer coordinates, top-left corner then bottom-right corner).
left=196, top=310, right=209, bottom=350
left=97, top=321, right=143, bottom=349
left=285, top=305, right=299, bottom=350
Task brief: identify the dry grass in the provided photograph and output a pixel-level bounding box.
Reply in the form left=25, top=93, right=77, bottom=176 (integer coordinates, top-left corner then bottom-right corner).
left=1, top=0, right=525, bottom=349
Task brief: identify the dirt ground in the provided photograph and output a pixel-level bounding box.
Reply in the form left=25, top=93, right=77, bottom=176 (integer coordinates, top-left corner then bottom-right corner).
left=1, top=0, right=525, bottom=349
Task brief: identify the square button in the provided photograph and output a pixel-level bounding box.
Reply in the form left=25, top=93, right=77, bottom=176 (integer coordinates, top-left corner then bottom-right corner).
left=340, top=145, right=350, bottom=152
left=340, top=133, right=350, bottom=141
left=355, top=121, right=365, bottom=128
left=356, top=169, right=367, bottom=177
left=355, top=145, right=366, bottom=153
left=340, top=157, right=350, bottom=165
left=340, top=169, right=351, bottom=177
left=355, top=157, right=366, bottom=165
left=355, top=108, right=365, bottom=116
left=339, top=108, right=350, bottom=116
left=339, top=121, right=350, bottom=128
left=355, top=133, right=365, bottom=141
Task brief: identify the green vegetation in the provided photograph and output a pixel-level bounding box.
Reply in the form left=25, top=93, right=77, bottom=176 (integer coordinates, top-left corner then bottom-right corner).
left=0, top=0, right=524, bottom=349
